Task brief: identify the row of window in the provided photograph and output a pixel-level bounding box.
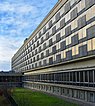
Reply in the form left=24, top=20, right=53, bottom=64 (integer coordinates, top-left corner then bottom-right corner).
left=24, top=70, right=95, bottom=87
left=12, top=22, right=95, bottom=67
left=24, top=83, right=95, bottom=103
left=12, top=0, right=84, bottom=62
left=23, top=0, right=80, bottom=48
left=13, top=38, right=95, bottom=70
left=12, top=0, right=95, bottom=72
left=0, top=76, right=22, bottom=82
left=12, top=13, right=95, bottom=67
left=23, top=0, right=95, bottom=51
left=24, top=15, right=86, bottom=53
left=12, top=1, right=93, bottom=59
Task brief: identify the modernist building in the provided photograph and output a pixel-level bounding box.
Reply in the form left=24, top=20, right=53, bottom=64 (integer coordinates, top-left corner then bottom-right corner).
left=0, top=71, right=22, bottom=88
left=12, top=0, right=95, bottom=104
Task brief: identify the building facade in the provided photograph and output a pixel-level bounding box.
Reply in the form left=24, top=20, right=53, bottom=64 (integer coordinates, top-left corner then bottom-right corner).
left=0, top=71, right=22, bottom=88
left=12, top=0, right=95, bottom=104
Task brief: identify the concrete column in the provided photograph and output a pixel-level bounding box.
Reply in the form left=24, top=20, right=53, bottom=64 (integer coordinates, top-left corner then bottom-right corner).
left=54, top=74, right=55, bottom=83
left=79, top=72, right=80, bottom=83
left=93, top=70, right=94, bottom=83
left=40, top=74, right=41, bottom=81
left=88, top=71, right=89, bottom=86
left=75, top=72, right=77, bottom=82
left=69, top=72, right=70, bottom=82
left=83, top=71, right=85, bottom=82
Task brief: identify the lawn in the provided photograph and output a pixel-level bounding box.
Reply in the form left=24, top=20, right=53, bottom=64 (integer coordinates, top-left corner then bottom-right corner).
left=12, top=88, right=78, bottom=106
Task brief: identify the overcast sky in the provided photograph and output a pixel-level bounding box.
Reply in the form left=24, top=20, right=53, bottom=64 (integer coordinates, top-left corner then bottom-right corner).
left=0, top=0, right=57, bottom=71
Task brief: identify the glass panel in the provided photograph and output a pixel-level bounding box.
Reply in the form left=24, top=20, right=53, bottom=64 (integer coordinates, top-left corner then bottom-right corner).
left=80, top=72, right=83, bottom=82
left=89, top=71, right=93, bottom=82
left=87, top=39, right=92, bottom=51
left=92, top=38, right=95, bottom=50
left=85, top=71, right=89, bottom=82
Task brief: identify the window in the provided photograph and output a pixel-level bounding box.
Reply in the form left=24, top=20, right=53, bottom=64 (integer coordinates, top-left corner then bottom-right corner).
left=85, top=0, right=95, bottom=9
left=37, top=55, right=39, bottom=60
left=41, top=37, right=44, bottom=44
left=71, top=7, right=77, bottom=20
left=30, top=59, right=32, bottom=63
left=43, top=59, right=47, bottom=66
left=35, top=49, right=37, bottom=54
left=72, top=72, right=76, bottom=82
left=70, top=0, right=78, bottom=6
left=78, top=15, right=86, bottom=29
left=46, top=32, right=49, bottom=40
left=49, top=38, right=53, bottom=46
left=30, top=47, right=32, bottom=51
left=39, top=46, right=41, bottom=52
left=65, top=25, right=71, bottom=37
left=70, top=72, right=73, bottom=81
left=85, top=71, right=88, bottom=82
left=87, top=25, right=95, bottom=39
left=72, top=45, right=79, bottom=56
left=35, top=36, right=37, bottom=41
left=65, top=1, right=70, bottom=13
left=80, top=71, right=83, bottom=82
left=60, top=41, right=66, bottom=51
left=60, top=18, right=65, bottom=29
left=65, top=12, right=70, bottom=22
left=43, top=43, right=46, bottom=50
left=87, top=39, right=93, bottom=52
left=55, top=12, right=60, bottom=22
left=32, top=64, right=34, bottom=68
left=43, top=26, right=46, bottom=34
left=37, top=41, right=39, bottom=47
left=88, top=92, right=94, bottom=102
left=49, top=20, right=52, bottom=28
left=39, top=61, right=42, bottom=66
left=52, top=46, right=57, bottom=54
left=79, top=44, right=87, bottom=57
left=92, top=38, right=95, bottom=50
left=52, top=26, right=56, bottom=35
left=77, top=71, right=79, bottom=82
left=66, top=72, right=69, bottom=81
left=41, top=52, right=44, bottom=59
left=32, top=51, right=34, bottom=56
left=71, top=34, right=79, bottom=46
left=56, top=33, right=61, bottom=42
left=56, top=54, right=61, bottom=63
left=94, top=71, right=95, bottom=82
left=35, top=63, right=37, bottom=68
left=89, top=71, right=93, bottom=82
left=33, top=44, right=35, bottom=50
left=39, top=32, right=41, bottom=38
left=46, top=49, right=49, bottom=57
left=33, top=57, right=35, bottom=62
left=49, top=57, right=53, bottom=65
left=66, top=50, right=72, bottom=60
left=31, top=39, right=34, bottom=45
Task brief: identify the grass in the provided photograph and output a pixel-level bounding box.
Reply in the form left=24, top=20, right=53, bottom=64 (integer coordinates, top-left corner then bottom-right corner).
left=12, top=88, right=78, bottom=106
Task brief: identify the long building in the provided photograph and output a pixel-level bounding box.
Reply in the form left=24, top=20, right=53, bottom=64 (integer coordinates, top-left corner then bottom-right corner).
left=12, top=0, right=95, bottom=104
left=0, top=71, right=22, bottom=88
